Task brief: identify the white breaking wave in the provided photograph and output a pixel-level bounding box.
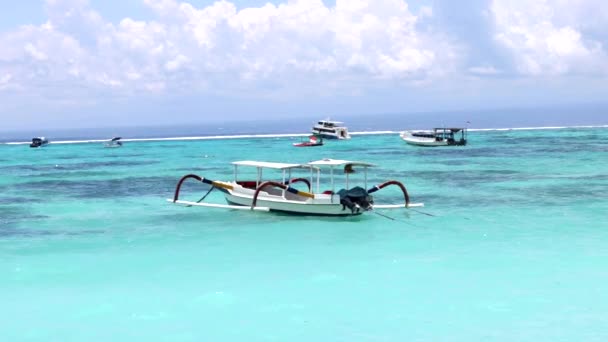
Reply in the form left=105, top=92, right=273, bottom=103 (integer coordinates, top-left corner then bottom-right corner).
left=2, top=125, right=607, bottom=145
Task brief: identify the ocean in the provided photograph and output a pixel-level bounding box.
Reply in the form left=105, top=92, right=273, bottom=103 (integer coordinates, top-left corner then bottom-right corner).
left=1, top=125, right=608, bottom=341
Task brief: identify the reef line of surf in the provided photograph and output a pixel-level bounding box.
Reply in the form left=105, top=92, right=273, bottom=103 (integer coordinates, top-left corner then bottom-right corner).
left=2, top=125, right=607, bottom=145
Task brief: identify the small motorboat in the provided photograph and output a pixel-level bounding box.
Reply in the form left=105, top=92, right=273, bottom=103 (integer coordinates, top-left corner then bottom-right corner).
left=293, top=135, right=323, bottom=147
left=104, top=137, right=123, bottom=148
left=400, top=128, right=467, bottom=147
left=169, top=159, right=423, bottom=216
left=29, top=137, right=49, bottom=148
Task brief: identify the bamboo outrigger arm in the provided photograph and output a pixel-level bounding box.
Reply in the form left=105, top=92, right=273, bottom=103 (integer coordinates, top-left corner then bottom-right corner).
left=368, top=180, right=410, bottom=207
left=172, top=174, right=234, bottom=202
left=173, top=174, right=204, bottom=202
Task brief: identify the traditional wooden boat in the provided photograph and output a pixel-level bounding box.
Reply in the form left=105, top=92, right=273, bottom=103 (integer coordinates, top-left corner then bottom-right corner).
left=400, top=128, right=467, bottom=146
left=169, top=159, right=423, bottom=216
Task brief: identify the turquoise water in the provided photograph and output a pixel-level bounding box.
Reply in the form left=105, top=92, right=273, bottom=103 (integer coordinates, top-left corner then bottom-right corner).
left=2, top=128, right=608, bottom=341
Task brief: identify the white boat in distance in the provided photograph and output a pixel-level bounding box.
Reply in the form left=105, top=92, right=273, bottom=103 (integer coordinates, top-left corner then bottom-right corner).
left=312, top=119, right=351, bottom=140
left=169, top=159, right=423, bottom=216
left=400, top=128, right=467, bottom=147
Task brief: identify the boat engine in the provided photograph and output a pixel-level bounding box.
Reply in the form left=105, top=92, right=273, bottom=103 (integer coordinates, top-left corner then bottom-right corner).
left=337, top=186, right=373, bottom=213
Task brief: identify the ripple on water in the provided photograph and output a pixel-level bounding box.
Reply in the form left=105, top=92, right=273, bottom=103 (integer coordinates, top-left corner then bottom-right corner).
left=0, top=160, right=158, bottom=174
left=10, top=175, right=179, bottom=199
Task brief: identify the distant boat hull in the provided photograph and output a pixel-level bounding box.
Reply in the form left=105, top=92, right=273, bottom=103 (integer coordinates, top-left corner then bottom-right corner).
left=293, top=135, right=323, bottom=147
left=293, top=142, right=323, bottom=147
left=314, top=133, right=347, bottom=140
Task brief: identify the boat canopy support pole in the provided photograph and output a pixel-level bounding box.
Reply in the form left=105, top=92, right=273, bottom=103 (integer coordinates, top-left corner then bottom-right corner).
left=368, top=180, right=410, bottom=207
left=316, top=169, right=320, bottom=194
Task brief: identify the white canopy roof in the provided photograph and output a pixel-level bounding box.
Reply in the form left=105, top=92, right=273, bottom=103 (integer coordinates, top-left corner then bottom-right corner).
left=307, top=158, right=374, bottom=167
left=232, top=160, right=315, bottom=170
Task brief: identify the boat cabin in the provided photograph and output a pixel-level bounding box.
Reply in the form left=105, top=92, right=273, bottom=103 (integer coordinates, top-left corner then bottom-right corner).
left=317, top=120, right=343, bottom=128
left=433, top=128, right=467, bottom=145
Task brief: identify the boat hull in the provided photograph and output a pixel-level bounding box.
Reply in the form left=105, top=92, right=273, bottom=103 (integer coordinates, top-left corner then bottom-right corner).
left=401, top=137, right=449, bottom=147
left=293, top=142, right=323, bottom=147
left=313, top=133, right=348, bottom=140
left=224, top=191, right=363, bottom=216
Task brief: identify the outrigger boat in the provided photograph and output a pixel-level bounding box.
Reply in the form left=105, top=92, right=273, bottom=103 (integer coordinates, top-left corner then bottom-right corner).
left=169, top=159, right=423, bottom=216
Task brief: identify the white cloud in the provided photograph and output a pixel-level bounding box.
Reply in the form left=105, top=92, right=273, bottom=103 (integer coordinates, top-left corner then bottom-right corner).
left=468, top=66, right=501, bottom=75
left=24, top=43, right=49, bottom=61
left=0, top=73, right=12, bottom=90
left=0, top=0, right=458, bottom=99
left=490, top=0, right=608, bottom=75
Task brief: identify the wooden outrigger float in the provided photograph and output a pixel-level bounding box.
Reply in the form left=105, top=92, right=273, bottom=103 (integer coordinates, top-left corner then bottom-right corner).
left=169, top=159, right=423, bottom=216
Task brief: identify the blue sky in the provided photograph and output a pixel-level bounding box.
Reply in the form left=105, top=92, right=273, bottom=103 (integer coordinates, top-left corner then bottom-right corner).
left=0, top=0, right=607, bottom=130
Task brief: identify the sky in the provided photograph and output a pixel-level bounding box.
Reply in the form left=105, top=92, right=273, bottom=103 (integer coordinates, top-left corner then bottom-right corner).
left=0, top=0, right=607, bottom=130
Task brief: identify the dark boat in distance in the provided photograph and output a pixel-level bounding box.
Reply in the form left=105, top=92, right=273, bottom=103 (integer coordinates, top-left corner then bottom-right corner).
left=104, top=137, right=123, bottom=148
left=29, top=137, right=49, bottom=148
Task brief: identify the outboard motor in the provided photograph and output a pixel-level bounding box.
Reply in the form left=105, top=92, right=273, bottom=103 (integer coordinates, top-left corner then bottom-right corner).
left=337, top=186, right=373, bottom=214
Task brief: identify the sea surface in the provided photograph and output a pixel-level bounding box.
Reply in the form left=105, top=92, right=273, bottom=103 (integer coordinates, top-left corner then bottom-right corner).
left=1, top=127, right=608, bottom=341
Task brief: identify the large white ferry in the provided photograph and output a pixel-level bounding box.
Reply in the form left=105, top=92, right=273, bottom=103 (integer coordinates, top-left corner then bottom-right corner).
left=311, top=119, right=351, bottom=140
